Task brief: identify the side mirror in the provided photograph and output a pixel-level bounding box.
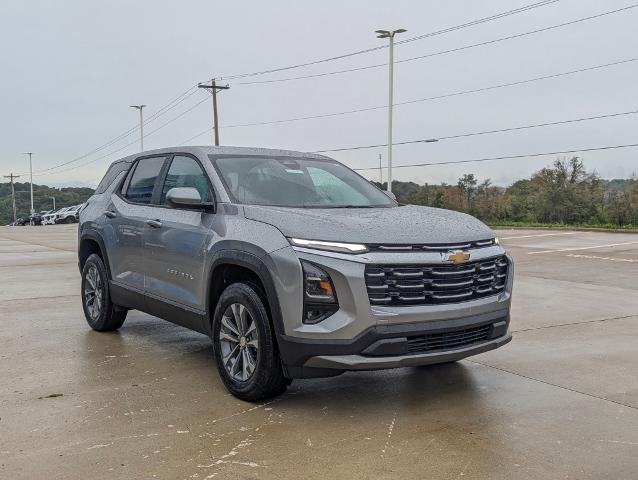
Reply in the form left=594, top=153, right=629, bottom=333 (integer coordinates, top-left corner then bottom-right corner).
left=166, top=187, right=214, bottom=211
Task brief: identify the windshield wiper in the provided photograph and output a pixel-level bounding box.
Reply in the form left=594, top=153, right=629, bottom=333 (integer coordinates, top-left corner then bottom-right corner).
left=329, top=205, right=380, bottom=208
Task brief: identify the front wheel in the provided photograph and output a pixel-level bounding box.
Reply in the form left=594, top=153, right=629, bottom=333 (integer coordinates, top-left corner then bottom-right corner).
left=212, top=283, right=287, bottom=401
left=81, top=254, right=127, bottom=331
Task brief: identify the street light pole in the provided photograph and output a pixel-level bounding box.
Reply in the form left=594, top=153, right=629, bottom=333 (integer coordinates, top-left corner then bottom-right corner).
left=49, top=196, right=56, bottom=210
left=23, top=152, right=34, bottom=215
left=130, top=105, right=146, bottom=152
left=375, top=28, right=406, bottom=195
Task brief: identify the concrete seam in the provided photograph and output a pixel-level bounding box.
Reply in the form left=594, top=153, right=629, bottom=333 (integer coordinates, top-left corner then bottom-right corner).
left=512, top=314, right=638, bottom=333
left=469, top=360, right=638, bottom=411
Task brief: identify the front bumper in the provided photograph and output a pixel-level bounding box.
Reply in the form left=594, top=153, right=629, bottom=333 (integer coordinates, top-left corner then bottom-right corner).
left=305, top=332, right=511, bottom=370
left=280, top=309, right=511, bottom=378
left=267, top=244, right=514, bottom=378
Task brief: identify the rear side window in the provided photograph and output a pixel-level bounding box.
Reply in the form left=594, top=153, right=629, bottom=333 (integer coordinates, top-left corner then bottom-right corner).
left=123, top=157, right=165, bottom=204
left=95, top=161, right=132, bottom=194
left=160, top=155, right=212, bottom=204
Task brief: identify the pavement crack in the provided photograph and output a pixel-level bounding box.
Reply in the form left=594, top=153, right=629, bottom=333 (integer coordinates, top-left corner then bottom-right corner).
left=469, top=360, right=638, bottom=411
left=512, top=314, right=638, bottom=333
left=381, top=412, right=396, bottom=457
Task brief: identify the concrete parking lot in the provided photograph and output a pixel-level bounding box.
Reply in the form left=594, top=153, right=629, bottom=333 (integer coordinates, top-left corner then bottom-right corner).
left=1, top=225, right=637, bottom=479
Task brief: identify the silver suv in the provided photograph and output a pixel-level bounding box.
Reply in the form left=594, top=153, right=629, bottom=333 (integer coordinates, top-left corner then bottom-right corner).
left=79, top=146, right=513, bottom=400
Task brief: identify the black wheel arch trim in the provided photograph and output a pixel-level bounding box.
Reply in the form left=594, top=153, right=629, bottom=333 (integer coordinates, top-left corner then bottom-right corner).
left=79, top=229, right=113, bottom=281
left=206, top=250, right=286, bottom=346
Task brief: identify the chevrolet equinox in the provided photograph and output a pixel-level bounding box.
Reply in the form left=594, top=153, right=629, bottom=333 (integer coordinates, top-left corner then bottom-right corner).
left=78, top=146, right=513, bottom=400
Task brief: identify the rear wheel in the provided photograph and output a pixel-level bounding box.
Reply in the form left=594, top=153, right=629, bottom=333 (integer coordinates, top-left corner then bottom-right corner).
left=81, top=254, right=127, bottom=331
left=212, top=283, right=287, bottom=401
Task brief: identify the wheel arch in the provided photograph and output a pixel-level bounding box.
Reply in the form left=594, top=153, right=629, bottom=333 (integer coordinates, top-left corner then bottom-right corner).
left=78, top=232, right=112, bottom=280
left=206, top=250, right=285, bottom=340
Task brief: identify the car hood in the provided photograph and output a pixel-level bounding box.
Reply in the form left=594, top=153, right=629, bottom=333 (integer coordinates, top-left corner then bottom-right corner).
left=243, top=204, right=494, bottom=245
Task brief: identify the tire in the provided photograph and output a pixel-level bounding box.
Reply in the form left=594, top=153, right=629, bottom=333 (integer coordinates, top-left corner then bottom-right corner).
left=81, top=253, right=127, bottom=331
left=212, top=283, right=287, bottom=401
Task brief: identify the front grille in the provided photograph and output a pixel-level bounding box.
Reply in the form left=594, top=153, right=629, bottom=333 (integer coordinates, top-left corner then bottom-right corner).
left=365, top=255, right=508, bottom=306
left=406, top=324, right=492, bottom=354
left=367, top=238, right=496, bottom=252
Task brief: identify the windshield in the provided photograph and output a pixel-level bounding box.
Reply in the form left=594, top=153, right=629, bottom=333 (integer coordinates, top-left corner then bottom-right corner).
left=210, top=156, right=395, bottom=208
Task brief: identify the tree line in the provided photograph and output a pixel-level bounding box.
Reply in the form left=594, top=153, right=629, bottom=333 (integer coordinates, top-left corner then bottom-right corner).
left=379, top=157, right=638, bottom=228
left=2, top=157, right=637, bottom=228
left=0, top=182, right=94, bottom=224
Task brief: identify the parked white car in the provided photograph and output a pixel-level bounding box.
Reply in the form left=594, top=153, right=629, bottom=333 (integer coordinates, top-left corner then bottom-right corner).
left=41, top=210, right=58, bottom=225
left=55, top=204, right=83, bottom=224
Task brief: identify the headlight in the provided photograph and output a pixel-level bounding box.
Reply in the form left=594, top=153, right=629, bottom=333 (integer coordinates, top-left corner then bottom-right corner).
left=289, top=238, right=367, bottom=254
left=494, top=237, right=500, bottom=245
left=301, top=260, right=339, bottom=324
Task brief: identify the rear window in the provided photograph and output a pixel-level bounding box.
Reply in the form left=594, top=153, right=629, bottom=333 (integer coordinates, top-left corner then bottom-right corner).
left=95, top=161, right=133, bottom=194
left=123, top=157, right=165, bottom=204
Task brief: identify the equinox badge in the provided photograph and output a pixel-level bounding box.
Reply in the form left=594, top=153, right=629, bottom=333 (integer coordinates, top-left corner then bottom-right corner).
left=445, top=250, right=471, bottom=264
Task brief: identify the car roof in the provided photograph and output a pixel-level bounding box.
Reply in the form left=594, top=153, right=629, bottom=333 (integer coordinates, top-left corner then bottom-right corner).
left=110, top=145, right=332, bottom=166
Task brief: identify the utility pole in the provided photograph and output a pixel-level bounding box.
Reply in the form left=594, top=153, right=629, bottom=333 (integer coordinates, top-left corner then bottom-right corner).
left=3, top=173, right=20, bottom=224
left=23, top=152, right=34, bottom=215
left=198, top=79, right=230, bottom=146
left=130, top=105, right=146, bottom=152
left=375, top=28, right=406, bottom=194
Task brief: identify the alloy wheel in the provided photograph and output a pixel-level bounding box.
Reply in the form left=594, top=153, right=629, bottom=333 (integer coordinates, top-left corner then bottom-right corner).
left=84, top=265, right=103, bottom=320
left=219, top=302, right=259, bottom=381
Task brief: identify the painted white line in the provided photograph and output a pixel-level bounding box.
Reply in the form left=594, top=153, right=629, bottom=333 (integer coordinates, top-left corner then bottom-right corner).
left=567, top=254, right=637, bottom=263
left=499, top=232, right=583, bottom=240
left=528, top=241, right=638, bottom=255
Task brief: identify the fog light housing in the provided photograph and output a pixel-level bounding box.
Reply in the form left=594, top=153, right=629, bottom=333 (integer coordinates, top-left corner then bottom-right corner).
left=301, top=261, right=338, bottom=324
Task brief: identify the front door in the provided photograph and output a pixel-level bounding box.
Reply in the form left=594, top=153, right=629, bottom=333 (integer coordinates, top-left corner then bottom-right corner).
left=143, top=154, right=215, bottom=329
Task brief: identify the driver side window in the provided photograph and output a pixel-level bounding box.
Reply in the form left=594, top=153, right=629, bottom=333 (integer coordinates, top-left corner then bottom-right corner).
left=160, top=156, right=212, bottom=205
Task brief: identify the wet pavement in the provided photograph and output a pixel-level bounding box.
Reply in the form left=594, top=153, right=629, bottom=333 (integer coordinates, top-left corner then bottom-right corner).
left=1, top=225, right=637, bottom=479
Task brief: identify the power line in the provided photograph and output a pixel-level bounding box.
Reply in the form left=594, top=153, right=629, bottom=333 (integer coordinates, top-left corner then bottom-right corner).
left=33, top=53, right=637, bottom=175
left=397, top=0, right=559, bottom=46
left=25, top=86, right=201, bottom=175
left=180, top=57, right=638, bottom=145
left=216, top=0, right=559, bottom=81
left=393, top=57, right=638, bottom=108
left=236, top=4, right=638, bottom=86
left=353, top=143, right=638, bottom=171
left=34, top=91, right=221, bottom=177
left=314, top=109, right=638, bottom=153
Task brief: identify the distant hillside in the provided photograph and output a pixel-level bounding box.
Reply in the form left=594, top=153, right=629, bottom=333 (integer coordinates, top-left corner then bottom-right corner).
left=0, top=182, right=94, bottom=224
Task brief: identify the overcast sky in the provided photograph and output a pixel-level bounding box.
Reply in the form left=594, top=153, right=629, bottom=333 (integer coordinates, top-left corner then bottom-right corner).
left=1, top=0, right=636, bottom=188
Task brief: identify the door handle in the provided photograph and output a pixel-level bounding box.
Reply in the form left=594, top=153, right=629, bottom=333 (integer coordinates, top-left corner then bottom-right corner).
left=146, top=219, right=163, bottom=229
left=104, top=211, right=117, bottom=218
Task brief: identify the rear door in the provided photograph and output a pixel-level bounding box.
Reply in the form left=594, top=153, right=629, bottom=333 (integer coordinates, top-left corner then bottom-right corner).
left=143, top=154, right=216, bottom=328
left=105, top=155, right=167, bottom=293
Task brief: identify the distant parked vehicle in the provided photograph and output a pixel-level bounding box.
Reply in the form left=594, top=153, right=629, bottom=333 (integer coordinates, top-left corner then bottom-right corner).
left=55, top=205, right=82, bottom=224
left=15, top=217, right=30, bottom=226
left=52, top=207, right=70, bottom=224
left=30, top=210, right=51, bottom=226
left=41, top=210, right=57, bottom=225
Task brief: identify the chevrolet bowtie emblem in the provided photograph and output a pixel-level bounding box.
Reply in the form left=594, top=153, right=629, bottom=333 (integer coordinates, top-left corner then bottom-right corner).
left=446, top=250, right=471, bottom=264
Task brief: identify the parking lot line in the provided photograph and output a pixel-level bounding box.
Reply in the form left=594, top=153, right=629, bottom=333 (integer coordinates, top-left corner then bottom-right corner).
left=528, top=241, right=638, bottom=255
left=566, top=254, right=637, bottom=263
left=498, top=232, right=583, bottom=240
